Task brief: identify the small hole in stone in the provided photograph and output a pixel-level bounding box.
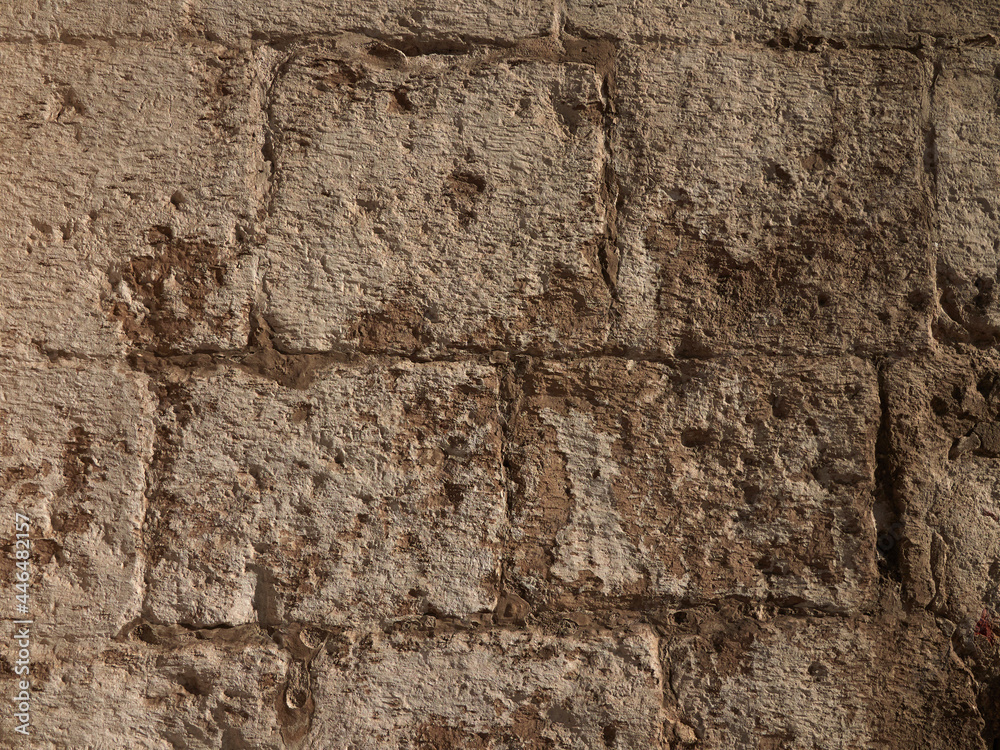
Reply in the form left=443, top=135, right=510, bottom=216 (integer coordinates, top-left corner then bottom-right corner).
left=681, top=428, right=711, bottom=448
left=674, top=611, right=688, bottom=624
left=603, top=724, right=617, bottom=747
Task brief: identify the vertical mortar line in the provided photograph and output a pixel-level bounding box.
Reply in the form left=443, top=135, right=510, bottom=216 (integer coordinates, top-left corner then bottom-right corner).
left=551, top=0, right=567, bottom=40
left=921, top=47, right=942, bottom=211
left=137, top=419, right=162, bottom=622
left=873, top=357, right=904, bottom=581
left=131, top=362, right=170, bottom=623
left=259, top=46, right=296, bottom=221
left=137, top=419, right=154, bottom=622
left=597, top=47, right=622, bottom=309
left=253, top=45, right=297, bottom=339
left=921, top=45, right=943, bottom=332
left=655, top=624, right=684, bottom=746
left=495, top=355, right=524, bottom=601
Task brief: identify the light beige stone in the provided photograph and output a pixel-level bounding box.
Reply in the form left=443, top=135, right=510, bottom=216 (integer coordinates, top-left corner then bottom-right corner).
left=4, top=630, right=290, bottom=749
left=307, top=628, right=665, bottom=749
left=508, top=355, right=880, bottom=613
left=0, top=363, right=153, bottom=641
left=141, top=359, right=505, bottom=628
left=611, top=46, right=932, bottom=358
left=567, top=0, right=1000, bottom=46
left=262, top=39, right=612, bottom=355
left=0, top=42, right=263, bottom=360
left=5, top=2, right=1000, bottom=747
left=933, top=49, right=1000, bottom=346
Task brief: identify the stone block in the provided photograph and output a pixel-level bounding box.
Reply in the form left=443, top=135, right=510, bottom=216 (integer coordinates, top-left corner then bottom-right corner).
left=263, top=40, right=612, bottom=355
left=141, top=359, right=506, bottom=628
left=507, top=355, right=880, bottom=613
left=0, top=42, right=263, bottom=359
left=611, top=47, right=931, bottom=358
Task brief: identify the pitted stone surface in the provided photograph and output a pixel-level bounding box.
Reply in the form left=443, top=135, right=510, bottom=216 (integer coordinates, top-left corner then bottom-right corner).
left=611, top=46, right=932, bottom=358
left=0, top=42, right=263, bottom=360
left=307, top=628, right=665, bottom=749
left=507, top=355, right=879, bottom=612
left=3, top=3, right=1000, bottom=749
left=141, top=359, right=505, bottom=628
left=262, top=40, right=611, bottom=355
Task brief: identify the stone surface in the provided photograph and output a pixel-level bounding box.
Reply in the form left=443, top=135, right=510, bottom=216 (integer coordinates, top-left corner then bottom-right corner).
left=0, top=364, right=153, bottom=641
left=0, top=628, right=291, bottom=749
left=0, top=0, right=553, bottom=45
left=663, top=604, right=984, bottom=749
left=933, top=48, right=1000, bottom=347
left=566, top=0, right=1000, bottom=46
left=611, top=45, right=932, bottom=358
left=308, top=628, right=665, bottom=749
left=0, top=41, right=263, bottom=360
left=507, top=355, right=879, bottom=613
left=4, top=3, right=1000, bottom=749
left=262, top=37, right=612, bottom=355
left=141, top=358, right=505, bottom=629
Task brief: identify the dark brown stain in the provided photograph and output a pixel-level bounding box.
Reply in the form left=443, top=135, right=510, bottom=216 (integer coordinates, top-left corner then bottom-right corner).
left=348, top=301, right=433, bottom=355
left=443, top=170, right=488, bottom=226
left=61, top=424, right=92, bottom=497
left=105, top=231, right=239, bottom=355
left=414, top=721, right=490, bottom=749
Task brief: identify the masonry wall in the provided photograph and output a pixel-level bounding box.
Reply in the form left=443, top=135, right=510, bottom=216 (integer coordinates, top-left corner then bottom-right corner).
left=3, top=1, right=1000, bottom=748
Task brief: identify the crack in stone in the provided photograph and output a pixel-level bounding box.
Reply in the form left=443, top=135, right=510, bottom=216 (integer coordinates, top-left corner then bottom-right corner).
left=873, top=359, right=904, bottom=585
left=257, top=47, right=296, bottom=227
left=922, top=55, right=943, bottom=210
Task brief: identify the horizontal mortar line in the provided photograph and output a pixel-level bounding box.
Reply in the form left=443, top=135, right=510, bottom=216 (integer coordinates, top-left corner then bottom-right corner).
left=127, top=344, right=918, bottom=370
left=23, top=339, right=938, bottom=373
left=118, top=601, right=867, bottom=645
left=26, top=343, right=937, bottom=373
left=0, top=29, right=995, bottom=56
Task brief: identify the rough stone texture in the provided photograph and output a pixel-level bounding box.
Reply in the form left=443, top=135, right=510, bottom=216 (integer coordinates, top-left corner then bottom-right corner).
left=308, top=628, right=664, bottom=749
left=0, top=41, right=263, bottom=360
left=565, top=0, right=1000, bottom=47
left=507, top=356, right=879, bottom=613
left=611, top=46, right=932, bottom=358
left=142, top=359, right=505, bottom=629
left=3, top=2, right=1000, bottom=749
left=262, top=39, right=611, bottom=355
left=0, top=364, right=153, bottom=641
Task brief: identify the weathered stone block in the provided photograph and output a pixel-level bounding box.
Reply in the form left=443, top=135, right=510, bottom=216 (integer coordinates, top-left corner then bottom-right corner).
left=142, top=359, right=505, bottom=628
left=567, top=0, right=1000, bottom=47
left=1, top=630, right=290, bottom=748
left=1, top=1, right=552, bottom=45
left=308, top=628, right=665, bottom=748
left=0, top=2, right=186, bottom=41
left=0, top=364, right=153, bottom=640
left=663, top=607, right=984, bottom=748
left=882, top=352, right=1000, bottom=623
left=611, top=47, right=931, bottom=358
left=0, top=42, right=263, bottom=359
left=933, top=49, right=1000, bottom=346
left=262, top=40, right=612, bottom=355
left=196, top=0, right=553, bottom=46
left=507, top=355, right=879, bottom=613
